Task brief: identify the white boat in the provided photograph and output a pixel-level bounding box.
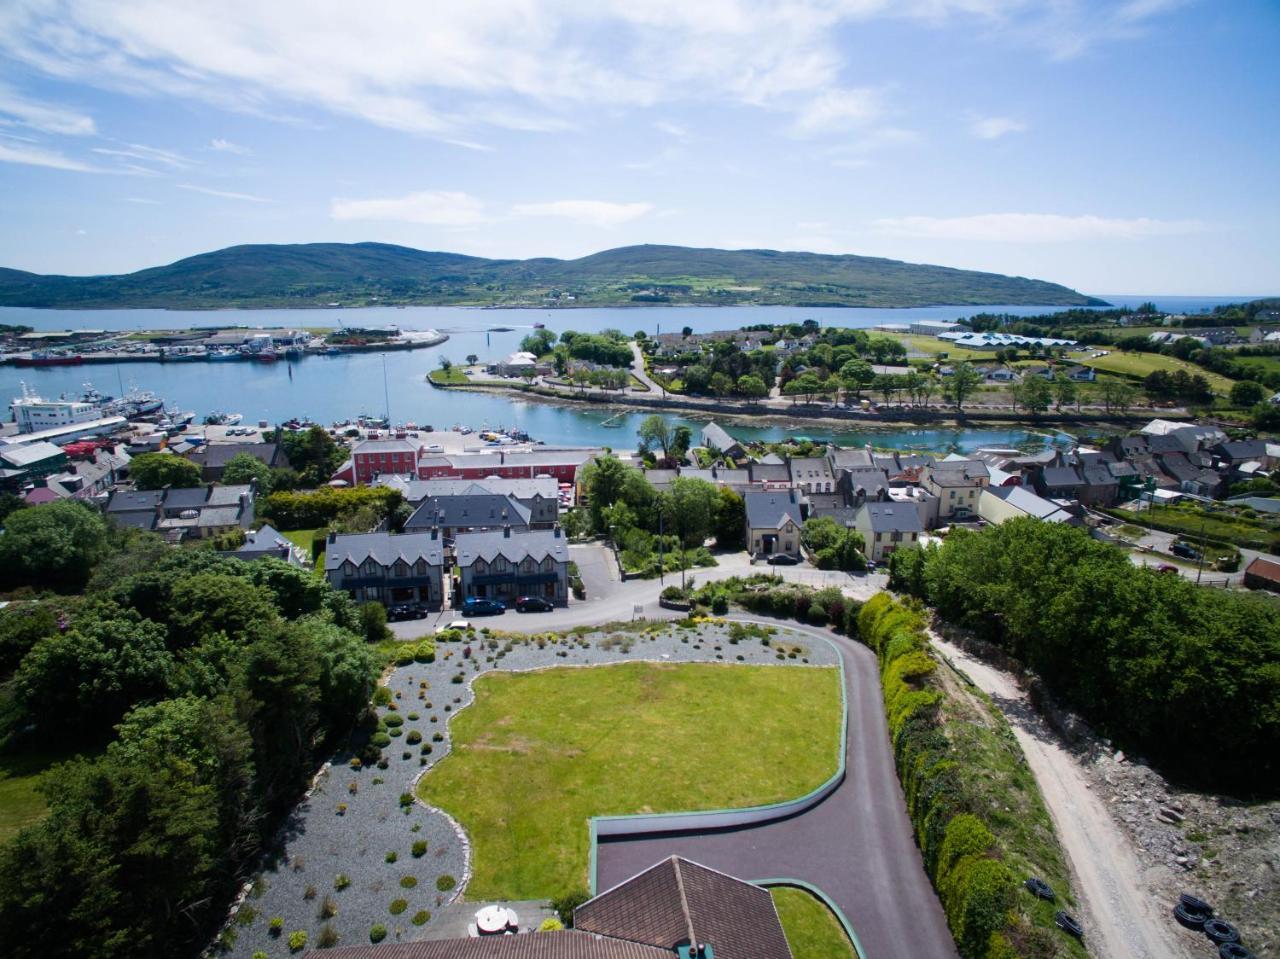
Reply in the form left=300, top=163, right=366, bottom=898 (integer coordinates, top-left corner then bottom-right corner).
left=225, top=413, right=243, bottom=426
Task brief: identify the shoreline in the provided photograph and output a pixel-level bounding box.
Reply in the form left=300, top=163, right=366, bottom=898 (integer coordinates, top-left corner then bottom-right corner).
left=426, top=378, right=1175, bottom=432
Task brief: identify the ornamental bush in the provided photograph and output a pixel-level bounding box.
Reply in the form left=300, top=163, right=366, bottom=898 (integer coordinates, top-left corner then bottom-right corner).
left=288, top=930, right=307, bottom=953
left=369, top=924, right=387, bottom=943
left=382, top=713, right=404, bottom=727
left=412, top=840, right=427, bottom=857
left=436, top=874, right=456, bottom=892
left=412, top=910, right=431, bottom=926
left=406, top=729, right=422, bottom=745
left=371, top=731, right=391, bottom=748
left=389, top=899, right=408, bottom=915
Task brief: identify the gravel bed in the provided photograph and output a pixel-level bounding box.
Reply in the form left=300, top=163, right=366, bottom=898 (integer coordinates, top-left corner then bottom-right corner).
left=216, top=619, right=835, bottom=957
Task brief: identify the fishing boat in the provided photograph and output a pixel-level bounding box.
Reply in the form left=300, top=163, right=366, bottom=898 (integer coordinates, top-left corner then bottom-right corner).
left=254, top=349, right=280, bottom=363
left=283, top=346, right=303, bottom=360
left=203, top=411, right=244, bottom=426
left=324, top=346, right=341, bottom=355
left=208, top=349, right=241, bottom=361
left=15, top=350, right=83, bottom=368
left=533, top=322, right=546, bottom=329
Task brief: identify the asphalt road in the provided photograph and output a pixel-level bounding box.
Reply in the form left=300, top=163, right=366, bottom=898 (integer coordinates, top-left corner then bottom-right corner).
left=594, top=616, right=959, bottom=959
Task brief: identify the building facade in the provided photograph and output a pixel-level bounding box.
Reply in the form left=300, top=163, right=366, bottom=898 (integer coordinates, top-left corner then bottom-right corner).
left=324, top=530, right=445, bottom=608
left=453, top=526, right=569, bottom=606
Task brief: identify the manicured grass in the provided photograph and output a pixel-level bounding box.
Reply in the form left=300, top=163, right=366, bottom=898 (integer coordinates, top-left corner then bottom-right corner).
left=770, top=887, right=856, bottom=959
left=281, top=528, right=321, bottom=551
left=896, top=334, right=990, bottom=361
left=427, top=367, right=469, bottom=385
left=0, top=752, right=67, bottom=843
left=1070, top=349, right=1236, bottom=393
left=418, top=662, right=841, bottom=899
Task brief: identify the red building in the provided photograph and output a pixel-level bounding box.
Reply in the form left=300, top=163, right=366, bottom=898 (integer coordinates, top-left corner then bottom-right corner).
left=350, top=438, right=424, bottom=485
left=338, top=443, right=594, bottom=487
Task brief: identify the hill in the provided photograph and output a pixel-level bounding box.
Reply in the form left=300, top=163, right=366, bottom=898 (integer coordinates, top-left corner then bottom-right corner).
left=0, top=242, right=1104, bottom=309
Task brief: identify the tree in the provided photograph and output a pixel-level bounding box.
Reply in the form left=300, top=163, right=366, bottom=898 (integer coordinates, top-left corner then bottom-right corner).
left=901, top=371, right=923, bottom=406
left=661, top=477, right=718, bottom=548
left=1011, top=375, right=1052, bottom=415
left=801, top=517, right=866, bottom=571
left=0, top=492, right=25, bottom=524
left=736, top=374, right=768, bottom=404
left=709, top=371, right=734, bottom=397
left=519, top=329, right=556, bottom=356
left=0, top=500, right=110, bottom=591
left=637, top=415, right=674, bottom=461
left=221, top=453, right=272, bottom=491
left=839, top=358, right=874, bottom=400
left=465, top=353, right=479, bottom=366
left=712, top=487, right=745, bottom=549
left=783, top=374, right=824, bottom=404
left=1231, top=380, right=1267, bottom=408
left=358, top=601, right=391, bottom=643
left=437, top=355, right=452, bottom=371
left=872, top=374, right=902, bottom=406
left=671, top=425, right=693, bottom=461
left=1101, top=378, right=1138, bottom=413
left=129, top=452, right=202, bottom=490
left=943, top=362, right=982, bottom=411
left=276, top=425, right=346, bottom=487
left=1053, top=376, right=1077, bottom=412
left=683, top=364, right=711, bottom=394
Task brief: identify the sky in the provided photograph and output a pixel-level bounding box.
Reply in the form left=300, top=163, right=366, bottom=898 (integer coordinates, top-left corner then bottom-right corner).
left=0, top=0, right=1277, bottom=296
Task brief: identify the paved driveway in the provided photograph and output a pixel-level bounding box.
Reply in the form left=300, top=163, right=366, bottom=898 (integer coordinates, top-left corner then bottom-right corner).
left=595, top=616, right=958, bottom=959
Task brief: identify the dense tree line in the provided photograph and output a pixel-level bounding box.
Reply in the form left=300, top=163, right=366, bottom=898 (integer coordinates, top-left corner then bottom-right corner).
left=557, top=329, right=632, bottom=367
left=888, top=519, right=1280, bottom=794
left=260, top=485, right=404, bottom=531
left=0, top=510, right=376, bottom=958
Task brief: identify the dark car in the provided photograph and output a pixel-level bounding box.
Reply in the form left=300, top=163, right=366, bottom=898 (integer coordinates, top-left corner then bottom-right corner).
left=1156, top=564, right=1179, bottom=574
left=515, top=596, right=554, bottom=613
left=461, top=598, right=505, bottom=616
left=766, top=553, right=800, bottom=566
left=1170, top=541, right=1200, bottom=560
left=385, top=604, right=427, bottom=621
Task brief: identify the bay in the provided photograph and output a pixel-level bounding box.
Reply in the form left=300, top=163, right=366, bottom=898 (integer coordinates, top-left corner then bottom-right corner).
left=0, top=297, right=1246, bottom=451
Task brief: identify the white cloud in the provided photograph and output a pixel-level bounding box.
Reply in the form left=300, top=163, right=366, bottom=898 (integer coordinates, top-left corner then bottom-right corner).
left=970, top=115, right=1026, bottom=139
left=0, top=140, right=102, bottom=172
left=178, top=183, right=272, bottom=203
left=874, top=212, right=1209, bottom=243
left=124, top=196, right=161, bottom=204
left=790, top=87, right=882, bottom=136
left=823, top=126, right=920, bottom=166
left=209, top=137, right=252, bottom=155
left=0, top=86, right=95, bottom=135
left=94, top=143, right=192, bottom=169
left=330, top=190, right=490, bottom=225
left=511, top=200, right=654, bottom=227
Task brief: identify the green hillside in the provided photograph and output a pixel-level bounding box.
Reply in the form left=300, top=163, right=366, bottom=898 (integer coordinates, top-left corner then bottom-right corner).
left=0, top=242, right=1102, bottom=309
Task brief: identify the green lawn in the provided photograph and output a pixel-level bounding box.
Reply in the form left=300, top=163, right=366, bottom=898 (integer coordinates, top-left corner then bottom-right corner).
left=280, top=528, right=321, bottom=551
left=427, top=367, right=469, bottom=385
left=896, top=334, right=991, bottom=361
left=1232, top=354, right=1280, bottom=380
left=770, top=887, right=857, bottom=959
left=1070, top=349, right=1236, bottom=393
left=418, top=661, right=842, bottom=899
left=0, top=752, right=68, bottom=844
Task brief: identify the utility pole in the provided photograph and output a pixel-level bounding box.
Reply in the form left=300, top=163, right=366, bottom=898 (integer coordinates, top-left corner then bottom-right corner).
left=1195, top=515, right=1208, bottom=585
left=658, top=507, right=664, bottom=586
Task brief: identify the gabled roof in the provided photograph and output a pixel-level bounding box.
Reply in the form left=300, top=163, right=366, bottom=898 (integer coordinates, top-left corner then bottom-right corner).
left=354, top=438, right=422, bottom=455
left=986, top=485, right=1072, bottom=522
left=0, top=441, right=65, bottom=468
left=1245, top=556, right=1280, bottom=585
left=843, top=468, right=891, bottom=496
left=827, top=447, right=874, bottom=470
left=748, top=462, right=790, bottom=484
left=453, top=528, right=569, bottom=568
left=324, top=531, right=444, bottom=572
left=1039, top=466, right=1082, bottom=489
left=105, top=489, right=163, bottom=512
left=188, top=442, right=283, bottom=468
left=926, top=459, right=989, bottom=486
left=856, top=500, right=923, bottom=534
left=309, top=929, right=670, bottom=959
left=700, top=422, right=740, bottom=452
left=744, top=490, right=802, bottom=530
left=404, top=493, right=532, bottom=530
left=575, top=856, right=792, bottom=959
left=1081, top=465, right=1117, bottom=488
left=788, top=457, right=833, bottom=483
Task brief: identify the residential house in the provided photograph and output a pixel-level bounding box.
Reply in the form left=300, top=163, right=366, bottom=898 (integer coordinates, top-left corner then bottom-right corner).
left=494, top=351, right=539, bottom=377
left=454, top=526, right=569, bottom=606
left=676, top=466, right=753, bottom=493
left=227, top=524, right=308, bottom=566
left=324, top=530, right=445, bottom=608
left=788, top=456, right=835, bottom=494
left=1156, top=452, right=1223, bottom=497
left=1025, top=365, right=1055, bottom=380
left=853, top=500, right=924, bottom=562
left=700, top=422, right=746, bottom=460
left=187, top=441, right=290, bottom=481
left=1211, top=439, right=1269, bottom=468
left=744, top=490, right=803, bottom=558
left=1244, top=557, right=1280, bottom=594
left=402, top=493, right=532, bottom=539
left=104, top=483, right=256, bottom=540
left=374, top=475, right=560, bottom=522
left=1064, top=365, right=1096, bottom=382
left=748, top=461, right=792, bottom=489
left=840, top=467, right=892, bottom=503
left=984, top=366, right=1019, bottom=383
left=921, top=459, right=990, bottom=522
left=20, top=445, right=129, bottom=501
left=1033, top=463, right=1084, bottom=501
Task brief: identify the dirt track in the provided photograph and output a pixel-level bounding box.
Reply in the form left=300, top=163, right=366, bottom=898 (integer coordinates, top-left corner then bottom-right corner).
left=930, top=634, right=1190, bottom=959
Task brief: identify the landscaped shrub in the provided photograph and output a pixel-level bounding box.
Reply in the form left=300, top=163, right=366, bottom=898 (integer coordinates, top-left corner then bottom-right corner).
left=540, top=917, right=565, bottom=932
left=319, top=895, right=337, bottom=919
left=388, top=726, right=402, bottom=737
left=288, top=930, right=307, bottom=953
left=389, top=898, right=407, bottom=915
left=253, top=952, right=268, bottom=959
left=710, top=593, right=729, bottom=615
left=435, top=874, right=456, bottom=892
left=382, top=713, right=404, bottom=727
left=317, top=924, right=339, bottom=948
left=269, top=917, right=284, bottom=937
left=415, top=642, right=436, bottom=663
left=303, top=884, right=317, bottom=900
left=412, top=910, right=431, bottom=926
left=399, top=792, right=414, bottom=807
left=406, top=729, right=423, bottom=744
left=400, top=875, right=417, bottom=888
left=369, top=924, right=387, bottom=943
left=385, top=851, right=397, bottom=863
left=371, top=731, right=391, bottom=748
left=373, top=686, right=393, bottom=706
left=395, top=647, right=415, bottom=666
left=552, top=889, right=590, bottom=927
left=412, top=840, right=428, bottom=857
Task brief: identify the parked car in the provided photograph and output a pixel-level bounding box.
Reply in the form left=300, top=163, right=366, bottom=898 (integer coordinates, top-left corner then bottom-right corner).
left=514, top=596, right=554, bottom=613
left=1171, top=541, right=1200, bottom=560
left=386, top=603, right=427, bottom=622
left=766, top=553, right=799, bottom=566
left=461, top=597, right=505, bottom=616
left=1156, top=564, right=1179, bottom=574
left=436, top=619, right=471, bottom=634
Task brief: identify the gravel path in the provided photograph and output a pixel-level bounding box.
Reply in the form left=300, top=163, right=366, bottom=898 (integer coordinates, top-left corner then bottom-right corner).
left=215, top=620, right=835, bottom=957
left=931, top=633, right=1189, bottom=959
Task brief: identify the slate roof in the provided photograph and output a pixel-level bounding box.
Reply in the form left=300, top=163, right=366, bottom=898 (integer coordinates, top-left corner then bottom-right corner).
left=748, top=463, right=791, bottom=485
left=926, top=459, right=990, bottom=486
left=105, top=489, right=163, bottom=512
left=1081, top=465, right=1118, bottom=488
left=744, top=490, right=802, bottom=530
left=575, top=857, right=792, bottom=959
left=197, top=506, right=245, bottom=528
left=810, top=504, right=860, bottom=527
left=354, top=438, right=421, bottom=454
left=788, top=456, right=834, bottom=485
left=986, top=485, right=1072, bottom=522
left=208, top=484, right=254, bottom=507
left=163, top=486, right=212, bottom=510
left=843, top=468, right=890, bottom=497
left=453, top=528, right=569, bottom=568
left=188, top=442, right=285, bottom=469
left=1215, top=439, right=1267, bottom=460
left=308, top=930, right=671, bottom=959
left=856, top=501, right=923, bottom=534
left=403, top=494, right=532, bottom=531
left=324, top=532, right=444, bottom=572
left=109, top=510, right=158, bottom=530
left=700, top=422, right=741, bottom=452
left=1039, top=466, right=1083, bottom=489
left=1157, top=452, right=1199, bottom=483
left=1145, top=434, right=1185, bottom=454
left=827, top=447, right=874, bottom=470
left=235, top=524, right=292, bottom=558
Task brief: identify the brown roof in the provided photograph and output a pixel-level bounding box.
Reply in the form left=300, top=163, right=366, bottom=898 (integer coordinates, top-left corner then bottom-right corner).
left=308, top=930, right=670, bottom=959
left=1244, top=556, right=1280, bottom=585
left=575, top=857, right=792, bottom=959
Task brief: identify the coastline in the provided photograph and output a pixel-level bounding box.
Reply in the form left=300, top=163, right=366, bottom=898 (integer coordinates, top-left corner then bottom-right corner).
left=425, top=377, right=1178, bottom=432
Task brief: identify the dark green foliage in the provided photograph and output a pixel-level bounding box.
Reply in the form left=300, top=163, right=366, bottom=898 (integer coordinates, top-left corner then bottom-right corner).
left=893, top=520, right=1280, bottom=794
left=801, top=517, right=867, bottom=571
left=0, top=500, right=110, bottom=591
left=412, top=840, right=427, bottom=857
left=261, top=486, right=403, bottom=530
left=273, top=425, right=348, bottom=488
left=128, top=452, right=203, bottom=490
left=0, top=242, right=1093, bottom=309
left=220, top=453, right=273, bottom=492
left=359, top=602, right=391, bottom=643
left=369, top=924, right=387, bottom=944
left=435, top=874, right=456, bottom=892
left=0, top=600, right=62, bottom=677
left=552, top=889, right=590, bottom=927
left=0, top=532, right=377, bottom=959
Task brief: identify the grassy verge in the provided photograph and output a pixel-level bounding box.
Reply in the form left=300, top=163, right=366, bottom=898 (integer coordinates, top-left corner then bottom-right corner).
left=1071, top=349, right=1236, bottom=393
left=418, top=660, right=841, bottom=899
left=1101, top=504, right=1280, bottom=552
left=0, top=751, right=72, bottom=844
left=427, top=367, right=470, bottom=385
left=281, top=528, right=320, bottom=551
left=770, top=887, right=857, bottom=959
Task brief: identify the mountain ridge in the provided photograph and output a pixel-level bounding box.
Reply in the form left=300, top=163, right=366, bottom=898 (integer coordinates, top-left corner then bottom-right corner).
left=0, top=242, right=1106, bottom=309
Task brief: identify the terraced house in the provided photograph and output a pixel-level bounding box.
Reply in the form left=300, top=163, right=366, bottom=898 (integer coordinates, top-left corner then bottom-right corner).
left=324, top=530, right=445, bottom=609
left=454, top=526, right=570, bottom=606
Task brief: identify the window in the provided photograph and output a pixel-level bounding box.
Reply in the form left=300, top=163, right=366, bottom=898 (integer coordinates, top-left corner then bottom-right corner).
left=414, top=559, right=428, bottom=576
left=393, top=560, right=409, bottom=577
left=342, top=560, right=356, bottom=576
left=360, top=558, right=379, bottom=576
left=520, top=557, right=535, bottom=574
left=492, top=555, right=510, bottom=573
left=474, top=558, right=487, bottom=574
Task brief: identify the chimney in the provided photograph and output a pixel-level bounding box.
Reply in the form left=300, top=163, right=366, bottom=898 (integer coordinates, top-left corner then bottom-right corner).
left=328, top=530, right=337, bottom=546
left=553, top=524, right=561, bottom=538
left=854, top=486, right=865, bottom=507
left=431, top=527, right=438, bottom=541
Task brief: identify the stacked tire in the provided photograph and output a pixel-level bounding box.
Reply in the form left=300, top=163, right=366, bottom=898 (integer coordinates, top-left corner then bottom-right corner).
left=1171, top=894, right=1253, bottom=959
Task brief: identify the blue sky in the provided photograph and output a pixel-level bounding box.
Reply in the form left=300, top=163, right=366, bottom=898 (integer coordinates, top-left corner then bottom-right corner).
left=0, top=0, right=1277, bottom=296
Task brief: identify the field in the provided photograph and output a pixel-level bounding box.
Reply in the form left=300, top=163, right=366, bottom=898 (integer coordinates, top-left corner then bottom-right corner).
left=427, top=367, right=470, bottom=385
left=418, top=661, right=842, bottom=899
left=770, top=887, right=857, bottom=959
left=1070, top=349, right=1236, bottom=393
left=1233, top=354, right=1280, bottom=381
left=896, top=334, right=992, bottom=361
left=0, top=752, right=66, bottom=844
